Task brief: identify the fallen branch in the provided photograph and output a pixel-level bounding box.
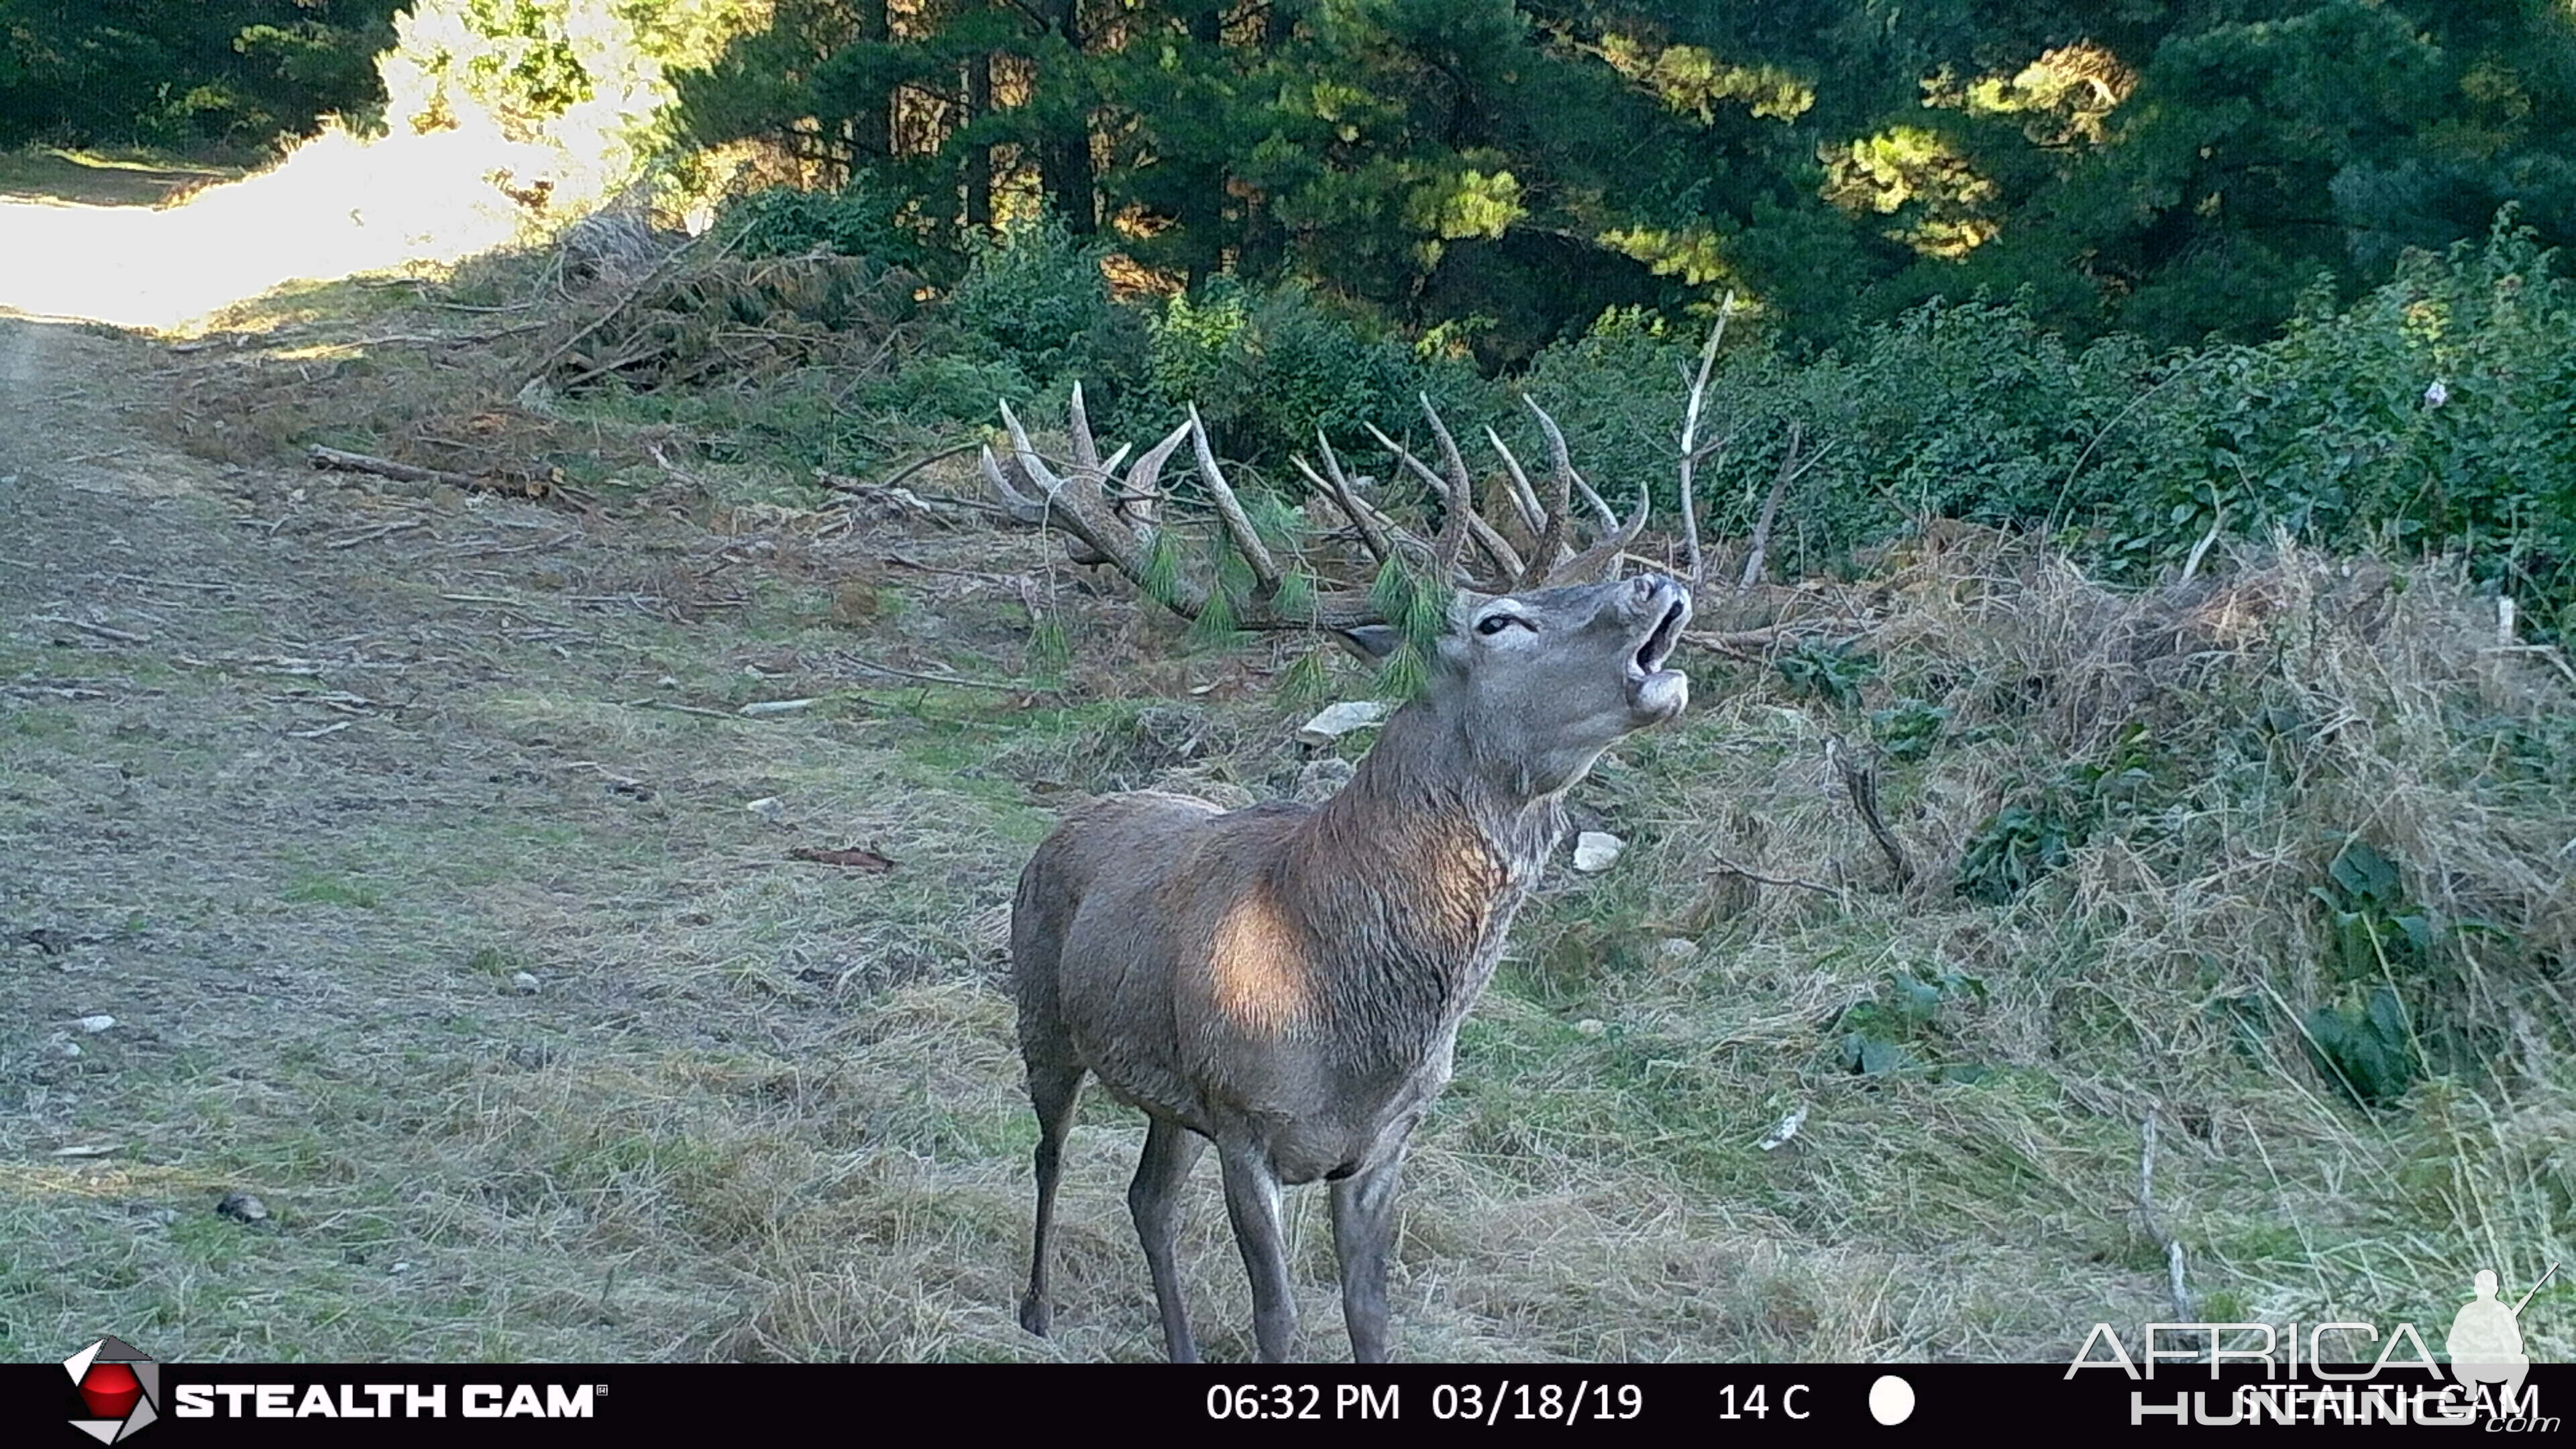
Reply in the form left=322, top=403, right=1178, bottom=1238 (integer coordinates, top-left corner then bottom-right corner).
left=1826, top=735, right=1915, bottom=890
left=1708, top=856, right=1837, bottom=897
left=622, top=698, right=742, bottom=720
left=323, top=519, right=429, bottom=549
left=839, top=655, right=1045, bottom=694
left=788, top=845, right=895, bottom=873
left=309, top=446, right=480, bottom=491
left=32, top=616, right=150, bottom=643
left=1739, top=427, right=1834, bottom=589
left=2137, top=1107, right=2193, bottom=1322
left=1683, top=621, right=1870, bottom=658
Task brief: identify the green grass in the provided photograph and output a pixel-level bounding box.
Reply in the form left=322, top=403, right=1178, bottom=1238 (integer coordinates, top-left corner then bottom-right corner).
left=5, top=309, right=2570, bottom=1366
left=0, top=146, right=244, bottom=208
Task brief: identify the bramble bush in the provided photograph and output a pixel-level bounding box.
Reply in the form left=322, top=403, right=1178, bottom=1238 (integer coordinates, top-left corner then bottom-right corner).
left=708, top=180, right=2575, bottom=638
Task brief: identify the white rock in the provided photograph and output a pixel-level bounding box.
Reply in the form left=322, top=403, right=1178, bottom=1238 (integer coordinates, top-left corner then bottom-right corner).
left=1758, top=1105, right=1809, bottom=1152
left=1295, top=700, right=1389, bottom=747
left=77, top=1014, right=117, bottom=1033
left=509, top=971, right=541, bottom=995
left=1571, top=831, right=1624, bottom=873
left=739, top=698, right=816, bottom=716
left=1572, top=1018, right=1607, bottom=1038
left=744, top=796, right=784, bottom=820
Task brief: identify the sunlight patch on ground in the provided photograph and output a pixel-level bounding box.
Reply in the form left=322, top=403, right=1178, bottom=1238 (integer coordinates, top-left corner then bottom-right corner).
left=0, top=121, right=554, bottom=331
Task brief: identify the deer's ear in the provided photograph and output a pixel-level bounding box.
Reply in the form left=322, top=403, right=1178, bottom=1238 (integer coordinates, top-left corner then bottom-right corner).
left=1329, top=625, right=1404, bottom=664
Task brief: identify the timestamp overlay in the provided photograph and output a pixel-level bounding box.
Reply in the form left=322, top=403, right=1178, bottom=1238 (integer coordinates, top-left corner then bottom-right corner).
left=1182, top=1365, right=1902, bottom=1433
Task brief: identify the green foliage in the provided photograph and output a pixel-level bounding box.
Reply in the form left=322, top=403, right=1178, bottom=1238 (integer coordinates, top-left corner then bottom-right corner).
left=1146, top=279, right=1447, bottom=465
left=1774, top=640, right=1877, bottom=710
left=722, top=181, right=941, bottom=274
left=1953, top=805, right=2079, bottom=907
left=0, top=1, right=402, bottom=147
left=2311, top=838, right=2436, bottom=985
left=1869, top=698, right=1949, bottom=761
left=1955, top=724, right=2163, bottom=904
left=943, top=212, right=1128, bottom=384
left=1835, top=965, right=1989, bottom=1079
left=2302, top=985, right=2422, bottom=1110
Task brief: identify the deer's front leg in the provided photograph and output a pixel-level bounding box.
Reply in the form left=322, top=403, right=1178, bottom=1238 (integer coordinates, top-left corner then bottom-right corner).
left=1216, top=1139, right=1296, bottom=1362
left=1330, top=1145, right=1407, bottom=1363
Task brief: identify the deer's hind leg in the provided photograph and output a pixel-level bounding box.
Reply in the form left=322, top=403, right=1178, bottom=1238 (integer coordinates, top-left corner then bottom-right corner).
left=1128, top=1114, right=1207, bottom=1362
left=1018, top=1058, right=1086, bottom=1337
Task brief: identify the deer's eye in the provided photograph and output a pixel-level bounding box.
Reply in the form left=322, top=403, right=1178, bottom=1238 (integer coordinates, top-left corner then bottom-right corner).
left=1476, top=612, right=1531, bottom=636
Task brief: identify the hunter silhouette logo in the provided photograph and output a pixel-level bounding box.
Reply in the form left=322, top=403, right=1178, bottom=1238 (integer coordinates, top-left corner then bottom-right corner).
left=62, top=1338, right=160, bottom=1443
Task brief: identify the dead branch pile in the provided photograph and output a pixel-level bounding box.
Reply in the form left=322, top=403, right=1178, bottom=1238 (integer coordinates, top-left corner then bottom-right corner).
left=545, top=250, right=919, bottom=396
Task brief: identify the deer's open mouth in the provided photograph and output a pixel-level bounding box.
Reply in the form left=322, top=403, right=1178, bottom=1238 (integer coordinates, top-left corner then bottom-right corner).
left=1623, top=585, right=1692, bottom=721
left=1629, top=595, right=1690, bottom=680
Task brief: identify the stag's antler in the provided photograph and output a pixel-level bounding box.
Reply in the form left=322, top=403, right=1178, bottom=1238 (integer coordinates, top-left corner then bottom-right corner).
left=986, top=385, right=1657, bottom=635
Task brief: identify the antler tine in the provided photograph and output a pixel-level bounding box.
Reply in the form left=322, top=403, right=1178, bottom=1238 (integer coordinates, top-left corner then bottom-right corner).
left=1120, top=419, right=1192, bottom=537
left=994, top=396, right=1163, bottom=583
left=1522, top=396, right=1617, bottom=531
left=1363, top=424, right=1524, bottom=586
left=1417, top=394, right=1527, bottom=583
left=1295, top=427, right=1396, bottom=564
left=996, top=396, right=1061, bottom=498
left=1552, top=481, right=1650, bottom=582
left=1481, top=425, right=1547, bottom=535
left=1527, top=395, right=1648, bottom=583
left=1362, top=420, right=1479, bottom=582
left=1490, top=421, right=1570, bottom=592
left=1185, top=404, right=1283, bottom=594
left=980, top=441, right=1050, bottom=522
left=1066, top=380, right=1102, bottom=480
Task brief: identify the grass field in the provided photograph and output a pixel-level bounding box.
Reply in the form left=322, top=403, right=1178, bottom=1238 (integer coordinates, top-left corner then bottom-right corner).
left=2, top=225, right=2571, bottom=1365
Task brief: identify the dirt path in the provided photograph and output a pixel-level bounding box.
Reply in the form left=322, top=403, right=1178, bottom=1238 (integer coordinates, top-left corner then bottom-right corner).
left=0, top=316, right=1084, bottom=1360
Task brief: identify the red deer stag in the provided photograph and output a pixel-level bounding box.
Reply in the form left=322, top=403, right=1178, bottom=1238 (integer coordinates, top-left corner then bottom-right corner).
left=989, top=386, right=1692, bottom=1362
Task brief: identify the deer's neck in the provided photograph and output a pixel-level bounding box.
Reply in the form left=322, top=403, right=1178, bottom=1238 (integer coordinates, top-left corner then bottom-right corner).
left=1289, top=703, right=1565, bottom=1013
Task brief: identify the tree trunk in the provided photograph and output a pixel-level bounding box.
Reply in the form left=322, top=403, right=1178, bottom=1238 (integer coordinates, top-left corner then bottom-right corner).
left=963, top=52, right=994, bottom=229
left=852, top=0, right=890, bottom=162
left=1038, top=0, right=1097, bottom=233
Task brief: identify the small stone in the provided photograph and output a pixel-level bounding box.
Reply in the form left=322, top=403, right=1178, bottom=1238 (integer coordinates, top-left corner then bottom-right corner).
left=1295, top=700, right=1389, bottom=747
left=50, top=1038, right=83, bottom=1059
left=77, top=1014, right=117, bottom=1033
left=1293, top=756, right=1356, bottom=804
left=216, top=1190, right=269, bottom=1224
left=391, top=1261, right=413, bottom=1275
left=657, top=676, right=679, bottom=688
left=744, top=796, right=784, bottom=820
left=828, top=578, right=881, bottom=628
left=1572, top=831, right=1624, bottom=873
left=1572, top=1018, right=1607, bottom=1038
left=509, top=971, right=541, bottom=995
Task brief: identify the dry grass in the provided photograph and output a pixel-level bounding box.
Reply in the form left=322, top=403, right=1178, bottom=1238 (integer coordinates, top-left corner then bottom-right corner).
left=1, top=309, right=2569, bottom=1368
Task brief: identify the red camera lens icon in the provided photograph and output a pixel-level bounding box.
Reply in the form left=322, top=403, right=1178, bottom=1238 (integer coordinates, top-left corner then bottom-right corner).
left=64, top=1338, right=160, bottom=1443
left=80, top=1362, right=146, bottom=1420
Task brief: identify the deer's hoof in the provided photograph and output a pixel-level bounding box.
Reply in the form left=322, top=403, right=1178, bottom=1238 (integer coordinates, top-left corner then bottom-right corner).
left=1018, top=1296, right=1052, bottom=1337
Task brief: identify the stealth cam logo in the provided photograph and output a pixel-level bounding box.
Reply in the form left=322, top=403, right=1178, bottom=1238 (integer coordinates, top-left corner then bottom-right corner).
left=63, top=1338, right=161, bottom=1443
